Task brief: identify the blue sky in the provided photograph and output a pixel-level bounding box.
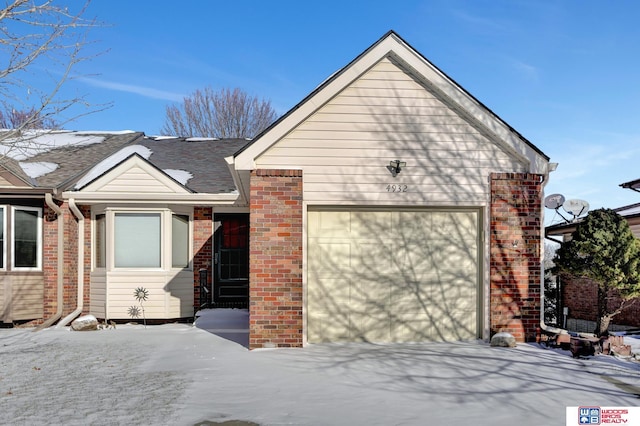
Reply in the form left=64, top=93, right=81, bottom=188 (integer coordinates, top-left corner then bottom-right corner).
left=39, top=1, right=640, bottom=219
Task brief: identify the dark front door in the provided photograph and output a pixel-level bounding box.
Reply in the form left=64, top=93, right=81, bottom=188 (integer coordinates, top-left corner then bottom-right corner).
left=213, top=214, right=249, bottom=308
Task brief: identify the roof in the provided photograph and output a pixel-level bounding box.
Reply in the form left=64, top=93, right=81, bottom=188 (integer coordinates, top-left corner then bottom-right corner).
left=620, top=178, right=640, bottom=192
left=0, top=130, right=251, bottom=195
left=234, top=30, right=550, bottom=170
left=546, top=202, right=640, bottom=237
left=135, top=136, right=248, bottom=194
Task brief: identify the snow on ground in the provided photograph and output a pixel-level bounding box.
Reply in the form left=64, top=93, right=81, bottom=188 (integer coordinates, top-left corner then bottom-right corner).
left=1, top=309, right=639, bottom=426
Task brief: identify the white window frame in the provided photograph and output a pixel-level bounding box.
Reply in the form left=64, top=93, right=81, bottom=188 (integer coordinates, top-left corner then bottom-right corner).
left=11, top=205, right=42, bottom=271
left=92, top=207, right=193, bottom=272
left=0, top=206, right=6, bottom=270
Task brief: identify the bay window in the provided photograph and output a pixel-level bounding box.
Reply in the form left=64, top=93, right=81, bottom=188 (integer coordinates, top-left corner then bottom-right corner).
left=94, top=209, right=191, bottom=270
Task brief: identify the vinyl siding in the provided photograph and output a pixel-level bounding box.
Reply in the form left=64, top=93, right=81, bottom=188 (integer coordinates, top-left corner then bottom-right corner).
left=257, top=57, right=526, bottom=205
left=97, top=165, right=180, bottom=194
left=90, top=270, right=106, bottom=318
left=101, top=270, right=193, bottom=320
left=0, top=274, right=44, bottom=322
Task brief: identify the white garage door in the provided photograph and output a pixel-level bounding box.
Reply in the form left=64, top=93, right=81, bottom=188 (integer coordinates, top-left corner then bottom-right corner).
left=307, top=209, right=479, bottom=343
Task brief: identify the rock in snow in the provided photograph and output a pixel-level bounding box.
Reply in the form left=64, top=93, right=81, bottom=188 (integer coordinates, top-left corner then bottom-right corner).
left=71, top=315, right=98, bottom=331
left=490, top=332, right=517, bottom=347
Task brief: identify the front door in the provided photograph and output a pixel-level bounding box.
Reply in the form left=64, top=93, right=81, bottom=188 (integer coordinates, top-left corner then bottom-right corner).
left=213, top=214, right=249, bottom=308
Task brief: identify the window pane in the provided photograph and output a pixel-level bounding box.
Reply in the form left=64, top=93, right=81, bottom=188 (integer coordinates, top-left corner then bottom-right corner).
left=0, top=207, right=4, bottom=269
left=114, top=213, right=160, bottom=268
left=95, top=214, right=106, bottom=268
left=14, top=208, right=39, bottom=268
left=172, top=214, right=189, bottom=268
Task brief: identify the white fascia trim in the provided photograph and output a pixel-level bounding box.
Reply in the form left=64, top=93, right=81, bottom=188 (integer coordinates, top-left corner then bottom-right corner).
left=224, top=155, right=249, bottom=205
left=60, top=191, right=239, bottom=205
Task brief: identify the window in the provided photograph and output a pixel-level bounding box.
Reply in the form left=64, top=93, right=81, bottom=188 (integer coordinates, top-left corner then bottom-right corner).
left=95, top=214, right=106, bottom=268
left=0, top=207, right=4, bottom=269
left=114, top=213, right=161, bottom=268
left=172, top=214, right=189, bottom=268
left=12, top=206, right=42, bottom=269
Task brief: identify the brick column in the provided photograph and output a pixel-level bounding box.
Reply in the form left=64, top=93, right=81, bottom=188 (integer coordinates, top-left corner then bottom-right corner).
left=490, top=173, right=543, bottom=342
left=249, top=169, right=303, bottom=349
left=193, top=206, right=213, bottom=310
left=43, top=201, right=61, bottom=322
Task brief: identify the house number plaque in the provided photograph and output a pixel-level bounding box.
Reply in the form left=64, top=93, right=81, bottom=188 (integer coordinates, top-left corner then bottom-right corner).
left=386, top=184, right=408, bottom=193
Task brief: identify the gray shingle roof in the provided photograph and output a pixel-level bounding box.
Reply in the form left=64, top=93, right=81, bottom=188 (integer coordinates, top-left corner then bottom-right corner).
left=137, top=136, right=249, bottom=194
left=2, top=131, right=251, bottom=195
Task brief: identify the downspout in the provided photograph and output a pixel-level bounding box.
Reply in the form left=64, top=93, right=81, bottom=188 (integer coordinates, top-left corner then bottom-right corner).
left=35, top=193, right=64, bottom=330
left=539, top=165, right=568, bottom=337
left=56, top=198, right=84, bottom=328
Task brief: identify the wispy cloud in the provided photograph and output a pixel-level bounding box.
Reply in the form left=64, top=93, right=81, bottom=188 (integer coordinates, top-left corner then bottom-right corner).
left=78, top=77, right=185, bottom=102
left=450, top=9, right=512, bottom=33
left=511, top=60, right=539, bottom=81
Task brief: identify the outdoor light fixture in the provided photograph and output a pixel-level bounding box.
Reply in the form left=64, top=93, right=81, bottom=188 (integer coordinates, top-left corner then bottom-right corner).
left=387, top=160, right=406, bottom=177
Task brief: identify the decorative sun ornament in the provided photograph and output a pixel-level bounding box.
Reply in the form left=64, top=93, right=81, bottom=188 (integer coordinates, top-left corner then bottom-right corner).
left=127, top=305, right=141, bottom=318
left=133, top=287, right=149, bottom=302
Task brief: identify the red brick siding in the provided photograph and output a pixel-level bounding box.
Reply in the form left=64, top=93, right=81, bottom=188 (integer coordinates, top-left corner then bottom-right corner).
left=42, top=201, right=60, bottom=322
left=562, top=276, right=640, bottom=328
left=490, top=173, right=543, bottom=342
left=193, top=206, right=213, bottom=309
left=42, top=202, right=91, bottom=322
left=249, top=169, right=303, bottom=349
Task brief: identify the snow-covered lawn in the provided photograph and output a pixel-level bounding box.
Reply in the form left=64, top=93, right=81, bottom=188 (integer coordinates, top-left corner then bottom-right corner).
left=1, top=309, right=639, bottom=426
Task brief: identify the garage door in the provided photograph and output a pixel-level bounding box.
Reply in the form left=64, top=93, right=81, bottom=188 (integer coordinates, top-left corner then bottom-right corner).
left=307, top=209, right=479, bottom=343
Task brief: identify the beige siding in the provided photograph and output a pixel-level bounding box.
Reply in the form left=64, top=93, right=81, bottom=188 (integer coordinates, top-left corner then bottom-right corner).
left=0, top=175, right=14, bottom=186
left=257, top=57, right=525, bottom=205
left=103, top=270, right=193, bottom=319
left=90, top=270, right=107, bottom=318
left=98, top=165, right=179, bottom=194
left=0, top=274, right=44, bottom=322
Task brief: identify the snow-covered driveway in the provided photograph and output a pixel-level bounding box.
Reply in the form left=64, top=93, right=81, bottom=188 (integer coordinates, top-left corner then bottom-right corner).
left=0, top=311, right=638, bottom=426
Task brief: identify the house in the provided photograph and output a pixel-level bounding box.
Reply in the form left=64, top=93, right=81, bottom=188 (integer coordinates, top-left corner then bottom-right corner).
left=0, top=31, right=552, bottom=348
left=546, top=183, right=640, bottom=330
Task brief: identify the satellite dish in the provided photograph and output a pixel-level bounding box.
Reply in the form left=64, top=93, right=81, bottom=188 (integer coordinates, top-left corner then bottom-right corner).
left=544, top=193, right=565, bottom=209
left=563, top=199, right=590, bottom=217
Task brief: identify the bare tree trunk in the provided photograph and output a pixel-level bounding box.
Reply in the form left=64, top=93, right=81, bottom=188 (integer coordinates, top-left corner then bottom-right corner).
left=595, top=314, right=612, bottom=337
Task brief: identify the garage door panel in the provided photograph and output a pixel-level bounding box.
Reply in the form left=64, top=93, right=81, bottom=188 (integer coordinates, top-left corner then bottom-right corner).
left=351, top=211, right=392, bottom=238
left=350, top=279, right=391, bottom=310
left=308, top=312, right=351, bottom=342
left=308, top=210, right=351, bottom=237
left=352, top=241, right=393, bottom=273
left=307, top=277, right=350, bottom=312
left=391, top=314, right=437, bottom=342
left=307, top=209, right=479, bottom=343
left=350, top=312, right=391, bottom=342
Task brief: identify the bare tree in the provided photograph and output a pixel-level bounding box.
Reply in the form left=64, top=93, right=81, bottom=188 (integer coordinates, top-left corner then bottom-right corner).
left=0, top=106, right=59, bottom=129
left=0, top=1, right=105, bottom=158
left=161, top=87, right=278, bottom=139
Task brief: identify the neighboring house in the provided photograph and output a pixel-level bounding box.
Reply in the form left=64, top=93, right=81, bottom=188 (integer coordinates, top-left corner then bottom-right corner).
left=546, top=183, right=640, bottom=330
left=0, top=31, right=552, bottom=348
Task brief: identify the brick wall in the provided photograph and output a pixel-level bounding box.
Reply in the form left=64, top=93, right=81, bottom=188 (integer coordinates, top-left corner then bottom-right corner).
left=193, top=206, right=213, bottom=309
left=42, top=202, right=91, bottom=323
left=249, top=169, right=303, bottom=349
left=490, top=173, right=543, bottom=342
left=42, top=201, right=60, bottom=322
left=562, top=276, right=640, bottom=328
